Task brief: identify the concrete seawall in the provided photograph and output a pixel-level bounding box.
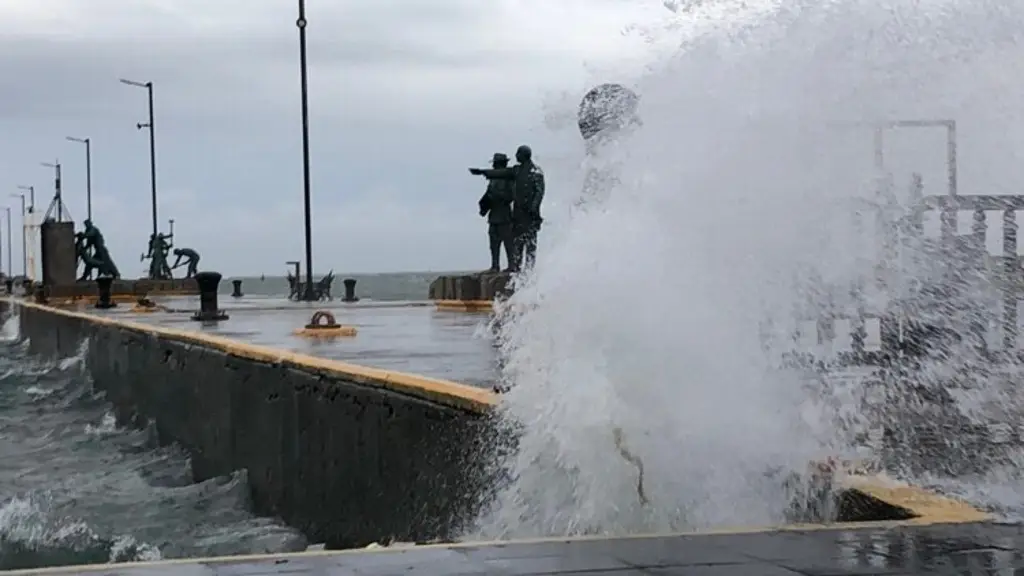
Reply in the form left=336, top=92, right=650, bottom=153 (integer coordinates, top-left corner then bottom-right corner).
left=2, top=299, right=498, bottom=550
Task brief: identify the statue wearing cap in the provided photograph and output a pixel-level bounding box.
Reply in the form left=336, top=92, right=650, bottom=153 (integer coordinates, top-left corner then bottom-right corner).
left=469, top=145, right=545, bottom=271
left=477, top=152, right=516, bottom=272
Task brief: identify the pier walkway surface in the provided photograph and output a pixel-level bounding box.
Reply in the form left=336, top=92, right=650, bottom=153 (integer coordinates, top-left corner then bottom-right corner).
left=10, top=522, right=1024, bottom=575
left=93, top=296, right=499, bottom=388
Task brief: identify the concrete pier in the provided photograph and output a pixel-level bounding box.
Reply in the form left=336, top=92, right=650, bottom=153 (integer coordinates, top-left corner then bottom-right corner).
left=5, top=299, right=495, bottom=550
left=0, top=297, right=1007, bottom=576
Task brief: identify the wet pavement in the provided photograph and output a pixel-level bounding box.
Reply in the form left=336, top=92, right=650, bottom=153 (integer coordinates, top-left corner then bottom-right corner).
left=16, top=522, right=1024, bottom=574
left=88, top=296, right=499, bottom=388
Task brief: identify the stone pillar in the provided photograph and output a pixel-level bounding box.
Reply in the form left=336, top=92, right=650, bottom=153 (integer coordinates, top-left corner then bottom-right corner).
left=39, top=220, right=76, bottom=288
left=191, top=271, right=228, bottom=322
left=95, top=276, right=116, bottom=309
left=342, top=278, right=359, bottom=302
left=231, top=279, right=244, bottom=298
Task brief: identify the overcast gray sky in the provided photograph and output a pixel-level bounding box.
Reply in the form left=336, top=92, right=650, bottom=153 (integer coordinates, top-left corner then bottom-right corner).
left=0, top=0, right=665, bottom=276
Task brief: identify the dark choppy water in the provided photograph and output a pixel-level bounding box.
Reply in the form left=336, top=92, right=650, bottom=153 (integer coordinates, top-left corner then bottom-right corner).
left=0, top=314, right=307, bottom=571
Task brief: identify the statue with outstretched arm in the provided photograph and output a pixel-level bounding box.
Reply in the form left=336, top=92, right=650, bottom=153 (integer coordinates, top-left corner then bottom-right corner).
left=469, top=145, right=545, bottom=271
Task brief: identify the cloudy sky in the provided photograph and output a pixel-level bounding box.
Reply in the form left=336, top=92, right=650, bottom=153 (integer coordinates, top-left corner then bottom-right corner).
left=0, top=0, right=673, bottom=276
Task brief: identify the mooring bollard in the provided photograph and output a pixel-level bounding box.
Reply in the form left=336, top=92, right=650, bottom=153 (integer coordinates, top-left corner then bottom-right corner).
left=342, top=278, right=359, bottom=302
left=4, top=279, right=11, bottom=295
left=191, top=271, right=229, bottom=322
left=33, top=284, right=46, bottom=304
left=292, top=310, right=357, bottom=338
left=231, top=279, right=244, bottom=298
left=21, top=280, right=32, bottom=298
left=95, top=276, right=117, bottom=309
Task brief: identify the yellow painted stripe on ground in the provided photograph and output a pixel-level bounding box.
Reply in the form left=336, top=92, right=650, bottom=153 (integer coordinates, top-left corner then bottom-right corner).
left=434, top=300, right=494, bottom=312
left=841, top=474, right=990, bottom=524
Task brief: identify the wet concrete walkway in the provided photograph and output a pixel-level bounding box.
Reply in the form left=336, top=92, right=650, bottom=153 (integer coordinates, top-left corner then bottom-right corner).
left=91, top=297, right=499, bottom=388
left=12, top=522, right=1022, bottom=574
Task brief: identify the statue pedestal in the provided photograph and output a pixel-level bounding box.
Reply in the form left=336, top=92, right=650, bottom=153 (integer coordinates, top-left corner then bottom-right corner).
left=428, top=271, right=512, bottom=311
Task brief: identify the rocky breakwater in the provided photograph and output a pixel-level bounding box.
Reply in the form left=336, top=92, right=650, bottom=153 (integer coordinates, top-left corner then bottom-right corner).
left=4, top=298, right=499, bottom=550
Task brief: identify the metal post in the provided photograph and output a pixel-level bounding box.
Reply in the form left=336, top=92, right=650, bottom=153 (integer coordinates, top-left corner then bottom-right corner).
left=296, top=0, right=315, bottom=301
left=66, top=136, right=92, bottom=220
left=4, top=207, right=10, bottom=278
left=85, top=139, right=92, bottom=220
left=147, top=83, right=157, bottom=238
left=16, top=186, right=31, bottom=279
left=17, top=196, right=24, bottom=276
left=169, top=218, right=174, bottom=238
left=120, top=78, right=159, bottom=240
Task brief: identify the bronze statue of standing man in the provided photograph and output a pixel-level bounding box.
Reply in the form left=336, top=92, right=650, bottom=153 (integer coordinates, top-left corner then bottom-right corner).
left=477, top=152, right=515, bottom=272
left=469, top=145, right=545, bottom=271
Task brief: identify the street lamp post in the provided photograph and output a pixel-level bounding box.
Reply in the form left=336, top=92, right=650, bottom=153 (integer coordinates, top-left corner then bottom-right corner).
left=40, top=161, right=63, bottom=222
left=169, top=218, right=174, bottom=239
left=66, top=136, right=92, bottom=221
left=17, top=186, right=34, bottom=282
left=9, top=193, right=25, bottom=277
left=120, top=78, right=159, bottom=239
left=17, top=185, right=34, bottom=214
left=3, top=207, right=10, bottom=277
left=295, top=0, right=315, bottom=301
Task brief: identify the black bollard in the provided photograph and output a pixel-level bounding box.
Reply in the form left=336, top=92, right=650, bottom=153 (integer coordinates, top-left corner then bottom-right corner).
left=231, top=279, right=244, bottom=298
left=33, top=284, right=46, bottom=304
left=95, top=276, right=117, bottom=309
left=342, top=278, right=359, bottom=302
left=4, top=279, right=11, bottom=295
left=21, top=280, right=32, bottom=298
left=191, top=271, right=229, bottom=321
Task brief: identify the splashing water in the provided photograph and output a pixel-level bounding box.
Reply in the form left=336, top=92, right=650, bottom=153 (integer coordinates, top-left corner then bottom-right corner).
left=472, top=0, right=1024, bottom=538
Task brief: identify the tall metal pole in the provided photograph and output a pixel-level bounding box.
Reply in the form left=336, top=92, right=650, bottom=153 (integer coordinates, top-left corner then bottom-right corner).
left=120, top=78, right=159, bottom=239
left=66, top=136, right=92, bottom=220
left=10, top=194, right=25, bottom=276
left=169, top=218, right=174, bottom=238
left=296, top=0, right=315, bottom=301
left=4, top=207, right=11, bottom=277
left=146, top=84, right=157, bottom=238
left=41, top=161, right=62, bottom=222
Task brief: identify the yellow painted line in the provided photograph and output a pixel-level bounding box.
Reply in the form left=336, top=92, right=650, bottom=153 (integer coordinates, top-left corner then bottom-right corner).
left=841, top=474, right=990, bottom=524
left=11, top=299, right=496, bottom=413
left=434, top=299, right=493, bottom=312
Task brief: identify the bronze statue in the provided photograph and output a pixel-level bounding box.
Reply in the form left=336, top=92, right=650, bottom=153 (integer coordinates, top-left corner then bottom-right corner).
left=478, top=152, right=515, bottom=272
left=171, top=248, right=201, bottom=278
left=75, top=232, right=94, bottom=281
left=79, top=220, right=121, bottom=279
left=143, top=232, right=173, bottom=280
left=287, top=269, right=334, bottom=301
left=469, top=145, right=545, bottom=271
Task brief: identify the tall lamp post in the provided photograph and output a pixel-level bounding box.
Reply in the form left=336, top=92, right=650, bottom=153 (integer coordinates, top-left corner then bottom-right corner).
left=9, top=193, right=26, bottom=277
left=17, top=185, right=33, bottom=281
left=66, top=136, right=93, bottom=221
left=40, top=161, right=63, bottom=222
left=169, top=218, right=175, bottom=238
left=2, top=207, right=10, bottom=277
left=119, top=78, right=159, bottom=240
left=295, top=0, right=315, bottom=301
